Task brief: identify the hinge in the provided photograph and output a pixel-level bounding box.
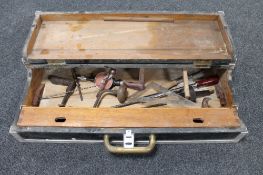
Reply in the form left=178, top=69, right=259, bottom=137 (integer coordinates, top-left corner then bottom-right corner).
left=193, top=60, right=212, bottom=68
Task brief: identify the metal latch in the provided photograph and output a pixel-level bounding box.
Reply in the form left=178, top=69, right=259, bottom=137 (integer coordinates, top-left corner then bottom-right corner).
left=193, top=60, right=212, bottom=68
left=123, top=130, right=134, bottom=148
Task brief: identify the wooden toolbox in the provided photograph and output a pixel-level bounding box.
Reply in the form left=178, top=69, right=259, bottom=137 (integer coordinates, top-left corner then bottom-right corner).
left=10, top=11, right=247, bottom=154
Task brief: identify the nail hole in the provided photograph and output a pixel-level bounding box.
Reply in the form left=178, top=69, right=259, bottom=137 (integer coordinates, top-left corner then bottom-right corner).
left=55, top=117, right=66, bottom=122
left=193, top=118, right=204, bottom=123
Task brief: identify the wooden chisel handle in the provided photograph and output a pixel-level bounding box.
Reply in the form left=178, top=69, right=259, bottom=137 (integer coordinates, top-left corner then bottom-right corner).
left=124, top=81, right=145, bottom=91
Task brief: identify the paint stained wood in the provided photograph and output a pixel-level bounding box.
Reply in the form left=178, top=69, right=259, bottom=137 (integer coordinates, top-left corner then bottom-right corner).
left=27, top=13, right=232, bottom=61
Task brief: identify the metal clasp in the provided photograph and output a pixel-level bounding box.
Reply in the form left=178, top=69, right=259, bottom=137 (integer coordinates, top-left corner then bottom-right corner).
left=193, top=60, right=212, bottom=68
left=123, top=130, right=134, bottom=148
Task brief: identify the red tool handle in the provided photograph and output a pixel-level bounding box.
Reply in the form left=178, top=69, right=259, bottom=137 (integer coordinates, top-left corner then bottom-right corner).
left=196, top=76, right=219, bottom=87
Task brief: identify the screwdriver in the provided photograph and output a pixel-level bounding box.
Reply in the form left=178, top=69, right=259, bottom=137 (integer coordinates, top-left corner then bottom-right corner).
left=145, top=76, right=219, bottom=98
left=170, top=76, right=219, bottom=92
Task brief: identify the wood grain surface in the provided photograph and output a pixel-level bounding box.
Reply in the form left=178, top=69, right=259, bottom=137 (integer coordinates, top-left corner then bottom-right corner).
left=27, top=14, right=231, bottom=61
left=18, top=107, right=240, bottom=128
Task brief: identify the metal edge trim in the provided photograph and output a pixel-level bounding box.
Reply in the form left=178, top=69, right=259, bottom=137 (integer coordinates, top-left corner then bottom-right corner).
left=12, top=132, right=247, bottom=144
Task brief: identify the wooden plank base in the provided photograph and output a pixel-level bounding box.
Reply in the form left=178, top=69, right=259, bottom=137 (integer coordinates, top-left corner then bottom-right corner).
left=18, top=107, right=240, bottom=128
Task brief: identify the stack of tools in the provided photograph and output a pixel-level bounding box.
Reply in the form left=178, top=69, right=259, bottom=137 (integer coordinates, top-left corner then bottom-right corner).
left=113, top=75, right=219, bottom=108
left=43, top=68, right=145, bottom=107
left=38, top=68, right=225, bottom=108
left=92, top=68, right=145, bottom=107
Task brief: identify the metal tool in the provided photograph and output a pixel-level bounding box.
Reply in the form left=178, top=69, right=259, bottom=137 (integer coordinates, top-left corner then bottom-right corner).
left=113, top=82, right=198, bottom=108
left=170, top=76, right=219, bottom=91
left=93, top=68, right=144, bottom=107
left=168, top=70, right=205, bottom=89
left=95, top=68, right=116, bottom=90
left=41, top=85, right=96, bottom=100
left=93, top=90, right=117, bottom=108
left=47, top=68, right=84, bottom=107
left=71, top=68, right=83, bottom=101
left=139, top=77, right=218, bottom=102
left=176, top=86, right=215, bottom=102
left=93, top=83, right=128, bottom=108
left=142, top=95, right=199, bottom=108
left=202, top=97, right=212, bottom=108
left=93, top=68, right=117, bottom=107
left=140, top=87, right=213, bottom=108
left=48, top=75, right=76, bottom=107
left=94, top=68, right=145, bottom=91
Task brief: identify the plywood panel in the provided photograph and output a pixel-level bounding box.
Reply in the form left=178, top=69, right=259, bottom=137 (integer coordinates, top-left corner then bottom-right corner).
left=23, top=69, right=44, bottom=106
left=28, top=19, right=230, bottom=60
left=18, top=107, right=240, bottom=128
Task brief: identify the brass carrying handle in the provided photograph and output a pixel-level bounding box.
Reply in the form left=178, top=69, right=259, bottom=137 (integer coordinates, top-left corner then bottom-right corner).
left=104, top=134, right=156, bottom=154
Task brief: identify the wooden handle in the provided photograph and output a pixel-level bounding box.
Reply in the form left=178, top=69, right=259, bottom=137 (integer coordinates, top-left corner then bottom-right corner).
left=124, top=81, right=145, bottom=91
left=183, top=69, right=190, bottom=99
left=196, top=76, right=219, bottom=87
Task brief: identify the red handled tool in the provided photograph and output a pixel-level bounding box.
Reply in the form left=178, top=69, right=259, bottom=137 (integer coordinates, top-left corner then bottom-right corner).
left=195, top=76, right=219, bottom=88
left=171, top=76, right=219, bottom=91
left=94, top=68, right=145, bottom=91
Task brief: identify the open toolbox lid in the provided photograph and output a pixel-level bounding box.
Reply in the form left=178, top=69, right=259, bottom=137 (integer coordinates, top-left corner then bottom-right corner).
left=23, top=11, right=235, bottom=68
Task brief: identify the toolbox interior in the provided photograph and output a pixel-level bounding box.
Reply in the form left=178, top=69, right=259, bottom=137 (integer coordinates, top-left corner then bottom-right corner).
left=17, top=68, right=241, bottom=128
left=26, top=68, right=230, bottom=108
